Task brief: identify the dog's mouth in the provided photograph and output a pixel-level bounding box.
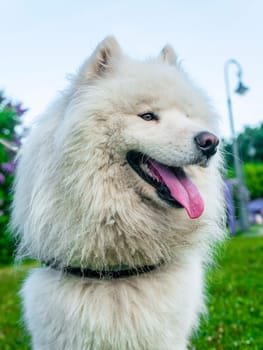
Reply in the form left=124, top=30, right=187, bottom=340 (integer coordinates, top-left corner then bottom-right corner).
left=126, top=151, right=204, bottom=219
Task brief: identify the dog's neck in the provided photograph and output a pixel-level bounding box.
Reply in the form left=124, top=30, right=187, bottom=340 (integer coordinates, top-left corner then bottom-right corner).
left=43, top=260, right=164, bottom=279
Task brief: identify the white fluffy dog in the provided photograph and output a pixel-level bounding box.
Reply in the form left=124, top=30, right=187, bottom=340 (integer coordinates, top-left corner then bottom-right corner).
left=12, top=37, right=225, bottom=349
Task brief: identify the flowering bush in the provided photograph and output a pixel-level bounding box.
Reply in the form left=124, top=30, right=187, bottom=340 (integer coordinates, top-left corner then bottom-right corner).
left=0, top=91, right=27, bottom=264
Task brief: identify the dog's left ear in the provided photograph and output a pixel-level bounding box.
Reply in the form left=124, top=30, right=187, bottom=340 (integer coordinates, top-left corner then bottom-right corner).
left=78, top=36, right=122, bottom=80
left=159, top=45, right=178, bottom=65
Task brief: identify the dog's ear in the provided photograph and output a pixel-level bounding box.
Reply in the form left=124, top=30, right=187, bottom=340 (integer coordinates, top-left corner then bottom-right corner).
left=159, top=45, right=178, bottom=65
left=79, top=36, right=122, bottom=80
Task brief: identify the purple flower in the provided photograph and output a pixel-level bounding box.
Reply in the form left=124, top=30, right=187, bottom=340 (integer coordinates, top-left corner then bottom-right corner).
left=15, top=103, right=28, bottom=116
left=0, top=173, right=5, bottom=184
left=5, top=102, right=12, bottom=110
left=13, top=138, right=21, bottom=147
left=1, top=161, right=15, bottom=174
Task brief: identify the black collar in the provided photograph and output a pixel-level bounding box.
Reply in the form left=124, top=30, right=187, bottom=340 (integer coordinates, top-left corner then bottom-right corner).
left=43, top=261, right=162, bottom=280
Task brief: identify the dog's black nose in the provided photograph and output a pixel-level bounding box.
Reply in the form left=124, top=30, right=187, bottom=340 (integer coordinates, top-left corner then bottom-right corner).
left=194, top=131, right=219, bottom=158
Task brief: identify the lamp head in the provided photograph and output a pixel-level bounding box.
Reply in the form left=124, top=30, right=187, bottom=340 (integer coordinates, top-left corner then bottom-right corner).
left=235, top=81, right=249, bottom=95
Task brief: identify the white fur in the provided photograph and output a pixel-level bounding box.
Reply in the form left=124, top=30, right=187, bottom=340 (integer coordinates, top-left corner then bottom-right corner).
left=12, top=37, right=225, bottom=349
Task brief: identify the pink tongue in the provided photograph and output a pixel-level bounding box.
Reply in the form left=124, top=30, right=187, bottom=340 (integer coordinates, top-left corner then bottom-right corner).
left=149, top=161, right=204, bottom=219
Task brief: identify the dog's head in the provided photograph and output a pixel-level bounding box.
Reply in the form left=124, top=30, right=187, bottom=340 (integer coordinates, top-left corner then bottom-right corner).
left=12, top=37, right=225, bottom=267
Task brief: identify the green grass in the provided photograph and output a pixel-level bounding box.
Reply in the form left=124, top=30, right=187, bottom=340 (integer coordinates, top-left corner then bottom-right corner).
left=233, top=224, right=263, bottom=237
left=192, top=231, right=263, bottom=349
left=0, top=231, right=263, bottom=349
left=0, top=264, right=32, bottom=350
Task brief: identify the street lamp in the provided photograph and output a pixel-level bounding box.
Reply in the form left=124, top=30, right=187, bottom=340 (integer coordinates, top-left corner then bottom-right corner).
left=224, top=59, right=249, bottom=231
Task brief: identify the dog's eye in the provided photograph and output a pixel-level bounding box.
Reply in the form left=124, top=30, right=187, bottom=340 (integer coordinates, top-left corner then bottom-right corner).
left=138, top=112, right=159, bottom=121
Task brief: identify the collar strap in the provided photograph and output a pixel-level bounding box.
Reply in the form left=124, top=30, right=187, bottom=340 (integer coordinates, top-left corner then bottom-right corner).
left=43, top=261, right=162, bottom=279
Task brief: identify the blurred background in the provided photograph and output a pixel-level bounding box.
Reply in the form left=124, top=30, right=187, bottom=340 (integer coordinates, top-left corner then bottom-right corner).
left=0, top=1, right=262, bottom=349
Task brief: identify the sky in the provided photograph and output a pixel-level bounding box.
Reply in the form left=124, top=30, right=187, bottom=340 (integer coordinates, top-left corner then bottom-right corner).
left=1, top=0, right=262, bottom=138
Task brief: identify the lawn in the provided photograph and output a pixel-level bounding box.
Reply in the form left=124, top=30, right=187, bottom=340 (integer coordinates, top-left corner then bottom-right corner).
left=0, top=263, right=32, bottom=350
left=192, top=231, right=263, bottom=349
left=0, top=231, right=263, bottom=350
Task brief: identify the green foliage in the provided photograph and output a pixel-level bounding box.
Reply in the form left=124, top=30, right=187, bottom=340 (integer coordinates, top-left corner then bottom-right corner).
left=226, top=163, right=263, bottom=200
left=244, top=163, right=263, bottom=199
left=226, top=166, right=235, bottom=179
left=223, top=122, right=263, bottom=169
left=238, top=124, right=263, bottom=163
left=223, top=123, right=263, bottom=200
left=0, top=91, right=26, bottom=265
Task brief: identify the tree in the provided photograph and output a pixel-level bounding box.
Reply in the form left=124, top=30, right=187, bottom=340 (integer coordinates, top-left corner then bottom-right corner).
left=0, top=91, right=27, bottom=264
left=222, top=122, right=263, bottom=200
left=223, top=122, right=263, bottom=168
left=238, top=123, right=263, bottom=163
left=244, top=163, right=263, bottom=199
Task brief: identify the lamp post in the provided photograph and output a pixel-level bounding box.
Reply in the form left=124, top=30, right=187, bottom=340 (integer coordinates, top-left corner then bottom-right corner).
left=224, top=59, right=249, bottom=231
